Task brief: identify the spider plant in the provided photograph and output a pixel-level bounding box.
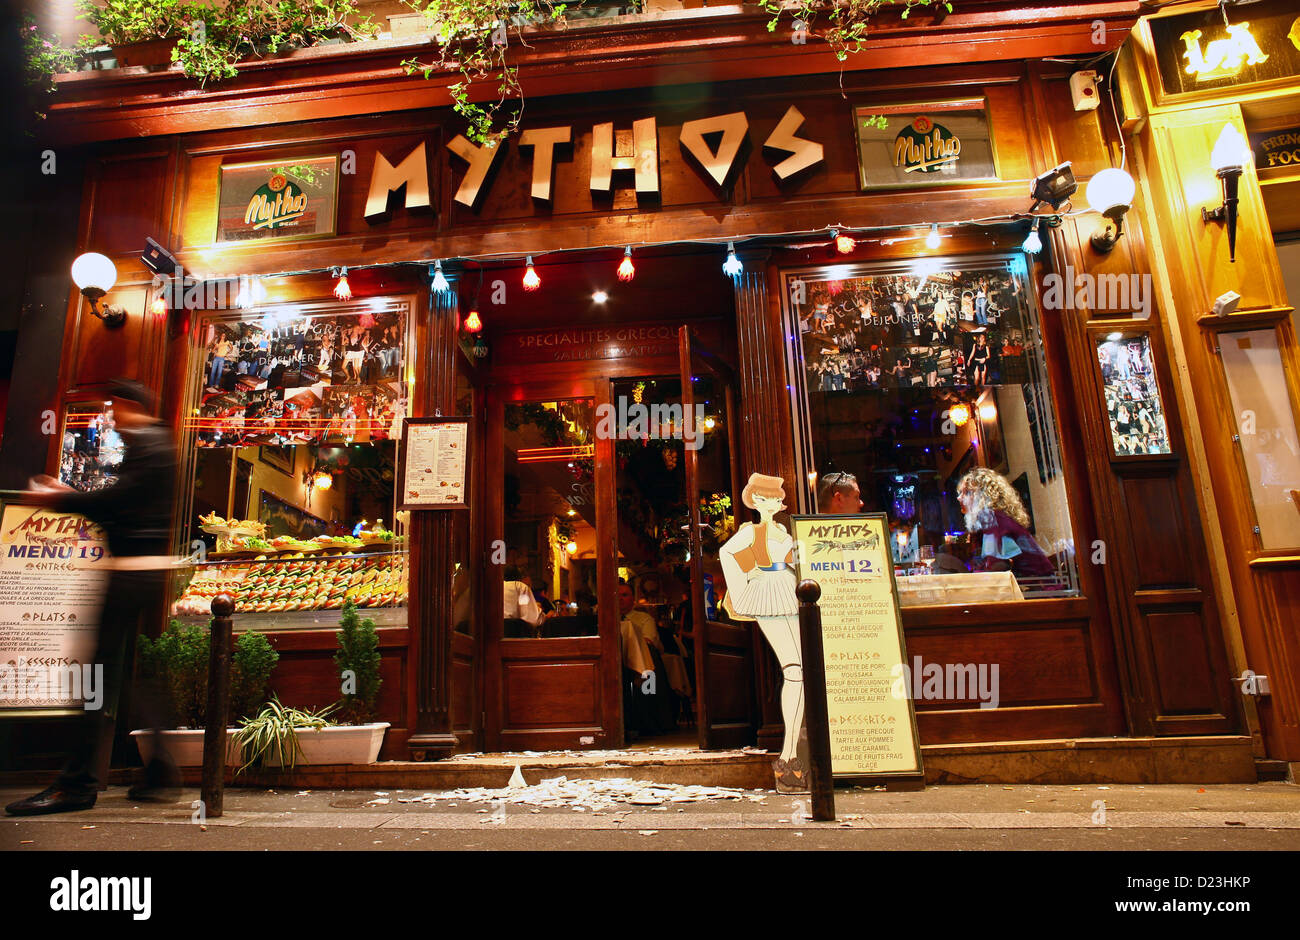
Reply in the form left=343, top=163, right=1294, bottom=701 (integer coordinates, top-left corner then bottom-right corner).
left=233, top=696, right=337, bottom=774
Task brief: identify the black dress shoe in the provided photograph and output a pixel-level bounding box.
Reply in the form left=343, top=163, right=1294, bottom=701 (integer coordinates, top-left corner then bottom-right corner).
left=4, top=785, right=97, bottom=817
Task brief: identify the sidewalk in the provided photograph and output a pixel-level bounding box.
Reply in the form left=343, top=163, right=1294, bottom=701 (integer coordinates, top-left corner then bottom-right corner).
left=6, top=780, right=1299, bottom=850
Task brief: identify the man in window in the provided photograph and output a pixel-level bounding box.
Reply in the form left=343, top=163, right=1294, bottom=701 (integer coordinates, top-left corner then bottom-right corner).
left=817, top=471, right=864, bottom=514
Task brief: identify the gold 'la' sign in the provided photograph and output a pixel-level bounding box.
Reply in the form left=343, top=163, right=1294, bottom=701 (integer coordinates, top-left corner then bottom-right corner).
left=1180, top=23, right=1269, bottom=81
left=364, top=105, right=824, bottom=219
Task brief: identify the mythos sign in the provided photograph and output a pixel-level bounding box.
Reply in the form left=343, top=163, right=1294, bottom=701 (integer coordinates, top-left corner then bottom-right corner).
left=362, top=105, right=826, bottom=218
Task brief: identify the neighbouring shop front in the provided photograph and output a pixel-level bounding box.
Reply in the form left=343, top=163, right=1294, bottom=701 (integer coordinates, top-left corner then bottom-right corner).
left=7, top=5, right=1269, bottom=781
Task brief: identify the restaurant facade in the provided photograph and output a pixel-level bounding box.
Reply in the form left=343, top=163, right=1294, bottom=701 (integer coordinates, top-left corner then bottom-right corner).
left=4, top=0, right=1295, bottom=781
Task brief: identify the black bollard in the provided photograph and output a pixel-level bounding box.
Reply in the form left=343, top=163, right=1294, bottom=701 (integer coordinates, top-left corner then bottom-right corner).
left=201, top=593, right=235, bottom=819
left=796, top=579, right=835, bottom=822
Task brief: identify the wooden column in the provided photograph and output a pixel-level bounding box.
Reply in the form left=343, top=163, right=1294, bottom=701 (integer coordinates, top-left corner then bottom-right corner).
left=407, top=272, right=460, bottom=758
left=731, top=250, right=798, bottom=753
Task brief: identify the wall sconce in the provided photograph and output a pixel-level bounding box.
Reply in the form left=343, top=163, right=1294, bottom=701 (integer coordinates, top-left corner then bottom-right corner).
left=1202, top=123, right=1250, bottom=263
left=71, top=253, right=127, bottom=327
left=1085, top=168, right=1135, bottom=253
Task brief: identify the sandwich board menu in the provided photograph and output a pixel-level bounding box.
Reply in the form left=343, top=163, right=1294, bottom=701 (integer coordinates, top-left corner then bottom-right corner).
left=398, top=416, right=469, bottom=509
left=0, top=503, right=110, bottom=713
left=792, top=512, right=923, bottom=779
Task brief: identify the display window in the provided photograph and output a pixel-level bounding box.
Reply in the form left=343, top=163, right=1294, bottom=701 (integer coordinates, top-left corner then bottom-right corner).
left=57, top=401, right=125, bottom=492
left=786, top=256, right=1080, bottom=604
left=171, top=300, right=411, bottom=627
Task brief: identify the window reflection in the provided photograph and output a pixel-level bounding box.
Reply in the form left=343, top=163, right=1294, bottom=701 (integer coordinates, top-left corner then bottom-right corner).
left=794, top=259, right=1079, bottom=602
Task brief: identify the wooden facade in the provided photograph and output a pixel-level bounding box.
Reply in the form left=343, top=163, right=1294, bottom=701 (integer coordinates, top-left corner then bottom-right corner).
left=8, top=0, right=1283, bottom=775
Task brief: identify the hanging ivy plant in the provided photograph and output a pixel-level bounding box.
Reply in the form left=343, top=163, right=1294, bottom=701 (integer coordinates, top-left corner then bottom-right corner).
left=400, top=0, right=572, bottom=146
left=758, top=0, right=955, bottom=129
left=73, top=0, right=378, bottom=87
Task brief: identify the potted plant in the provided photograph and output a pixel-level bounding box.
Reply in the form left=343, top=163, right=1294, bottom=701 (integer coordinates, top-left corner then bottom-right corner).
left=76, top=0, right=188, bottom=69
left=131, top=620, right=279, bottom=766
left=230, top=601, right=388, bottom=771
left=233, top=696, right=337, bottom=771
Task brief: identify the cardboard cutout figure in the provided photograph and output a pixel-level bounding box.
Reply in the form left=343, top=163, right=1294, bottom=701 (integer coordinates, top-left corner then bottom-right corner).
left=719, top=472, right=808, bottom=793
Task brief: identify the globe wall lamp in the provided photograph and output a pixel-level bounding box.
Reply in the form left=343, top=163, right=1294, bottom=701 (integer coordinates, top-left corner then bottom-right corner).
left=1086, top=168, right=1136, bottom=254
left=71, top=252, right=127, bottom=327
left=1202, top=123, right=1251, bottom=263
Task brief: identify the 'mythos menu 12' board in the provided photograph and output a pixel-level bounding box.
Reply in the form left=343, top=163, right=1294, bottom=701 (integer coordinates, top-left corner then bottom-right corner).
left=792, top=513, right=923, bottom=779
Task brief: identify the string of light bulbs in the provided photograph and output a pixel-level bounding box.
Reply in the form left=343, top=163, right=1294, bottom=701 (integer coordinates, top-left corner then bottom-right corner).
left=157, top=205, right=1091, bottom=315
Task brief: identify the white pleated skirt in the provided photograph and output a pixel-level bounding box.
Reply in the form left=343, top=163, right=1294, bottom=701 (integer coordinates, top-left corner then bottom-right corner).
left=732, top=568, right=798, bottom=618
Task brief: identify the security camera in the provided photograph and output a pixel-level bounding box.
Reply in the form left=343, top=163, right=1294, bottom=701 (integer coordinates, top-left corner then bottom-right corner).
left=1212, top=291, right=1241, bottom=317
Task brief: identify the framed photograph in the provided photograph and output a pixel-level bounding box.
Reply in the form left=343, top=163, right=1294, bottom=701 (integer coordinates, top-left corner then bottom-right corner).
left=853, top=99, right=998, bottom=190
left=1093, top=331, right=1174, bottom=459
left=259, top=444, right=295, bottom=476
left=216, top=155, right=340, bottom=244
left=398, top=416, right=470, bottom=510
left=257, top=490, right=327, bottom=540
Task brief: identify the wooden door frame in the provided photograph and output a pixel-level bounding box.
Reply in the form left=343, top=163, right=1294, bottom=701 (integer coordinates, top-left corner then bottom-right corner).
left=482, top=377, right=623, bottom=751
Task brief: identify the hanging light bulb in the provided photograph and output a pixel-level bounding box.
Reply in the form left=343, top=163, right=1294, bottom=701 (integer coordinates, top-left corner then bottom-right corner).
left=565, top=540, right=578, bottom=555
left=463, top=309, right=483, bottom=333
left=722, top=241, right=743, bottom=277
left=522, top=256, right=541, bottom=291
left=925, top=224, right=941, bottom=250
left=150, top=290, right=168, bottom=317
left=617, top=246, right=635, bottom=282
left=1022, top=219, right=1043, bottom=254
left=333, top=267, right=352, bottom=301
left=948, top=403, right=971, bottom=427
left=835, top=232, right=856, bottom=254
left=313, top=470, right=333, bottom=491
left=431, top=260, right=449, bottom=293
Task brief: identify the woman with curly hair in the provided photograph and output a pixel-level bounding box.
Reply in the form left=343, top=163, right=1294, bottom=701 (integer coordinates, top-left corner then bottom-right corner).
left=956, top=468, right=1054, bottom=579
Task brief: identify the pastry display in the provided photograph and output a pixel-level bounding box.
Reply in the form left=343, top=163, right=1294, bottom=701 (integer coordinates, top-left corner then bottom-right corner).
left=172, top=552, right=407, bottom=616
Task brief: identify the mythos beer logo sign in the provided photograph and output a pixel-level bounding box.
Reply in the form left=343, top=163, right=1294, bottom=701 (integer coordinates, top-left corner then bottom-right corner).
left=893, top=116, right=961, bottom=174
left=244, top=173, right=310, bottom=231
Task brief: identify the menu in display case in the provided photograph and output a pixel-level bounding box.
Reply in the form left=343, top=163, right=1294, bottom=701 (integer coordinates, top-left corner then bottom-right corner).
left=792, top=512, right=923, bottom=779
left=399, top=417, right=469, bottom=509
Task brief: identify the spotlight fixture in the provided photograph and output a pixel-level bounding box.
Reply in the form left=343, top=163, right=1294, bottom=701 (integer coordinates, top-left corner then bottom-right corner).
left=834, top=232, right=856, bottom=254
left=617, top=246, right=635, bottom=282
left=722, top=242, right=743, bottom=277
left=1029, top=161, right=1078, bottom=211
left=592, top=290, right=609, bottom=304
left=333, top=267, right=352, bottom=301
left=463, top=309, right=483, bottom=333
left=71, top=252, right=127, bottom=327
left=1202, top=123, right=1251, bottom=264
left=925, top=224, right=941, bottom=250
left=1022, top=219, right=1043, bottom=254
left=141, top=236, right=180, bottom=276
left=522, top=256, right=541, bottom=291
left=1085, top=167, right=1136, bottom=253
left=431, top=260, right=450, bottom=292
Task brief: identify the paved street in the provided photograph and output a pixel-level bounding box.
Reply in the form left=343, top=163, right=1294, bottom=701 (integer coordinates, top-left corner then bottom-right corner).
left=6, top=781, right=1298, bottom=850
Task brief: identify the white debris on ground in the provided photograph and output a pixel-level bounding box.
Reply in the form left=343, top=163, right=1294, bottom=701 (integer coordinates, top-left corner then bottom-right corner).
left=396, top=775, right=757, bottom=811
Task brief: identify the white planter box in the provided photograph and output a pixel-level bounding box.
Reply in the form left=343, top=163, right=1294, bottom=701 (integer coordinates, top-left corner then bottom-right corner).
left=131, top=728, right=240, bottom=767
left=265, top=723, right=390, bottom=767
left=132, top=723, right=388, bottom=767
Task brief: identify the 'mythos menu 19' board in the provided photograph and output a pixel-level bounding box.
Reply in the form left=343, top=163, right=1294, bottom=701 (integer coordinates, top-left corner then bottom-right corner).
left=792, top=513, right=923, bottom=779
left=0, top=504, right=110, bottom=712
